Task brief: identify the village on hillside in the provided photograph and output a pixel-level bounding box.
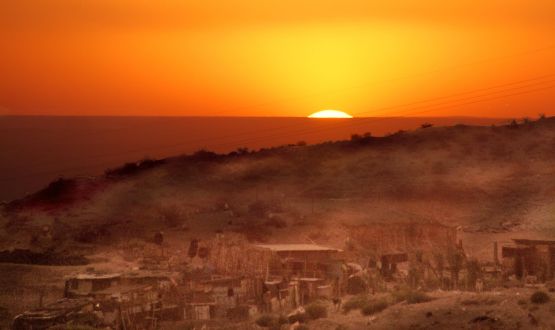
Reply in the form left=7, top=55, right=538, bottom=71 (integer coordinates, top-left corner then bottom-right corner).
left=10, top=221, right=555, bottom=329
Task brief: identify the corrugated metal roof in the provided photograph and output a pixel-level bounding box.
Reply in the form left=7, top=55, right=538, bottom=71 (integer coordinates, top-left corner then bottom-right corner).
left=254, top=244, right=341, bottom=252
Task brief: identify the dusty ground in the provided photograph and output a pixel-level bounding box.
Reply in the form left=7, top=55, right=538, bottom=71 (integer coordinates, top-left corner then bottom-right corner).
left=310, top=288, right=555, bottom=330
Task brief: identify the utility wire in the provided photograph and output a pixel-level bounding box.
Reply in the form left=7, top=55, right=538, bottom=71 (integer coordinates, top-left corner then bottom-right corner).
left=2, top=75, right=553, bottom=183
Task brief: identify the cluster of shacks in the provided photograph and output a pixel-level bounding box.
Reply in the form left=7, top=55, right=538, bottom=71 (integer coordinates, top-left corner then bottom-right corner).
left=13, top=270, right=181, bottom=330
left=11, top=224, right=554, bottom=329
left=182, top=234, right=345, bottom=321
left=11, top=234, right=347, bottom=329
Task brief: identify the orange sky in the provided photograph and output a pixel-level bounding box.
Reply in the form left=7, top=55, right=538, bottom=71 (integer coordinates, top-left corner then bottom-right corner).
left=1, top=0, right=554, bottom=118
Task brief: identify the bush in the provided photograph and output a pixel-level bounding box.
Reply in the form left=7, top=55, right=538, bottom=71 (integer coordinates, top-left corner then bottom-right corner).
left=256, top=314, right=275, bottom=327
left=530, top=291, right=550, bottom=304
left=256, top=314, right=288, bottom=329
left=361, top=299, right=389, bottom=316
left=288, top=312, right=308, bottom=323
left=392, top=289, right=432, bottom=304
left=343, top=295, right=369, bottom=313
left=277, top=314, right=288, bottom=325
left=346, top=276, right=367, bottom=294
left=36, top=177, right=76, bottom=202
left=305, top=302, right=328, bottom=320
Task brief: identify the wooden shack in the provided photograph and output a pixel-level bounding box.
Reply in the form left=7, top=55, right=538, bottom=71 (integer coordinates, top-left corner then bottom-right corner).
left=502, top=239, right=555, bottom=281
left=64, top=272, right=121, bottom=298
left=255, top=244, right=343, bottom=304
left=254, top=244, right=343, bottom=279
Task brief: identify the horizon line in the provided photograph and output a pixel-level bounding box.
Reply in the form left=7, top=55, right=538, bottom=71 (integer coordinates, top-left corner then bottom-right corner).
left=0, top=114, right=513, bottom=119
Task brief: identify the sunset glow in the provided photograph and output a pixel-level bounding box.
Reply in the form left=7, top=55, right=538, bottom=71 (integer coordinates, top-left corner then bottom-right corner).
left=308, top=110, right=353, bottom=118
left=1, top=1, right=554, bottom=118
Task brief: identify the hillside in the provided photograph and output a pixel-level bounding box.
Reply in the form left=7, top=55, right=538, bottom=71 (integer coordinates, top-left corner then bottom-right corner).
left=1, top=117, right=555, bottom=262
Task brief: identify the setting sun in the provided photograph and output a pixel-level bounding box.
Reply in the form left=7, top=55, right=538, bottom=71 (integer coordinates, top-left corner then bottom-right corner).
left=308, top=110, right=353, bottom=118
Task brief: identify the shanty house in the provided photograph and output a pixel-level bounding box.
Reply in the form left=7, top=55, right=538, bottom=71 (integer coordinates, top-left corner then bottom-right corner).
left=254, top=244, right=343, bottom=279
left=64, top=272, right=121, bottom=298
left=254, top=244, right=343, bottom=306
left=502, top=239, right=555, bottom=281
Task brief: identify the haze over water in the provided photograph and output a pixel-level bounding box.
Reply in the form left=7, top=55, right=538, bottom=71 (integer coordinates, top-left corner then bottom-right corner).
left=0, top=116, right=507, bottom=201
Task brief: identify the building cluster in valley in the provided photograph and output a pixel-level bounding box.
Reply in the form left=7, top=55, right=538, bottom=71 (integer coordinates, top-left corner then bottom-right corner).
left=11, top=222, right=555, bottom=330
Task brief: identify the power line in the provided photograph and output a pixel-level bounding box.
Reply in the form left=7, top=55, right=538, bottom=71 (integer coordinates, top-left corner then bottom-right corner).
left=8, top=73, right=553, bottom=166
left=4, top=73, right=552, bottom=184
left=199, top=81, right=555, bottom=150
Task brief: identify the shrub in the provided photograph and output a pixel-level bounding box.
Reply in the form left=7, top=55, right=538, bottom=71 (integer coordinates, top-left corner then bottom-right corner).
left=255, top=314, right=288, bottom=328
left=36, top=177, right=76, bottom=202
left=256, top=314, right=275, bottom=327
left=530, top=291, right=550, bottom=304
left=346, top=276, right=367, bottom=294
left=288, top=312, right=308, bottom=323
left=343, top=295, right=369, bottom=313
left=361, top=299, right=389, bottom=316
left=392, top=289, right=432, bottom=304
left=305, top=302, right=328, bottom=320
left=277, top=314, right=288, bottom=325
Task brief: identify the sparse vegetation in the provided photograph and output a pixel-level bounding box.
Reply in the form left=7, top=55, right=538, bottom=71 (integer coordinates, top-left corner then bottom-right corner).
left=392, top=289, right=432, bottom=304
left=530, top=291, right=550, bottom=304
left=256, top=314, right=275, bottom=327
left=361, top=299, right=389, bottom=316
left=305, top=301, right=328, bottom=320
left=256, top=314, right=288, bottom=329
left=343, top=295, right=370, bottom=313
left=288, top=312, right=308, bottom=324
left=346, top=276, right=367, bottom=294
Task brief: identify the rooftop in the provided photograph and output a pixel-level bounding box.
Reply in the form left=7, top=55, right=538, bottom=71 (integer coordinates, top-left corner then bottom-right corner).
left=254, top=244, right=341, bottom=252
left=94, top=284, right=153, bottom=295
left=69, top=273, right=121, bottom=280
left=512, top=239, right=555, bottom=245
